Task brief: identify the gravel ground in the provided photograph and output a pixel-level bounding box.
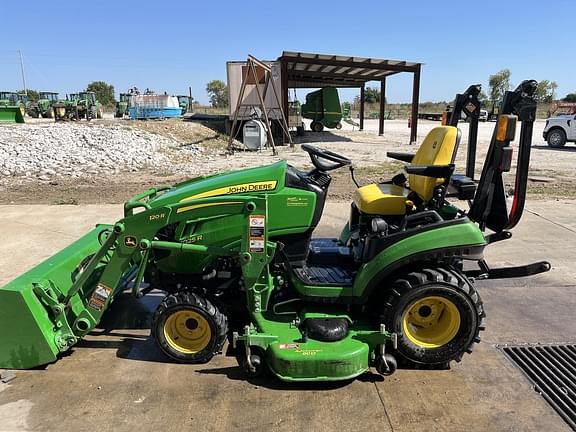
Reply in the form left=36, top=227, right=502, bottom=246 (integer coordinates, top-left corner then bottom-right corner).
left=0, top=117, right=574, bottom=204
left=0, top=122, right=203, bottom=180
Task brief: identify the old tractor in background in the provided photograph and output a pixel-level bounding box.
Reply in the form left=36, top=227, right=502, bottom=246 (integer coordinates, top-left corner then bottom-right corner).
left=27, top=92, right=60, bottom=118
left=55, top=92, right=103, bottom=121
left=288, top=100, right=305, bottom=136
left=0, top=81, right=550, bottom=383
left=301, top=87, right=343, bottom=132
left=115, top=93, right=132, bottom=118
left=76, top=91, right=103, bottom=120
left=0, top=92, right=25, bottom=123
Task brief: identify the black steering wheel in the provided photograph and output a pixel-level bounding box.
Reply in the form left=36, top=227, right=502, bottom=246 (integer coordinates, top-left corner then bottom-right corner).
left=301, top=144, right=352, bottom=172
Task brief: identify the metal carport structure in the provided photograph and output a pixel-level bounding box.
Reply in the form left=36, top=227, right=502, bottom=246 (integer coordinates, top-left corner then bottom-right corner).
left=277, top=51, right=422, bottom=143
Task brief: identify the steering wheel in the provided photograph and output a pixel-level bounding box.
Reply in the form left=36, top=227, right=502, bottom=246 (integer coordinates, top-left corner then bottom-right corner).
left=301, top=144, right=352, bottom=172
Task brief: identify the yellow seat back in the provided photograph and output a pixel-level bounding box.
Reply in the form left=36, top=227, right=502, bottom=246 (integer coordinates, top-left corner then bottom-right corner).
left=409, top=126, right=460, bottom=201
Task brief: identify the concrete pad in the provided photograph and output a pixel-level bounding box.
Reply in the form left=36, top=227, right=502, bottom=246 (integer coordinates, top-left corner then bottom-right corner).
left=0, top=200, right=575, bottom=431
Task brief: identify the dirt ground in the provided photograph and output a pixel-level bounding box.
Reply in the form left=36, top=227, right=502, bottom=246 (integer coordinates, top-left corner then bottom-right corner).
left=1, top=118, right=575, bottom=205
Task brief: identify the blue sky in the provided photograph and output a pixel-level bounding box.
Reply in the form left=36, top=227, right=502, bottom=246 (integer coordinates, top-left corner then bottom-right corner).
left=0, top=0, right=573, bottom=104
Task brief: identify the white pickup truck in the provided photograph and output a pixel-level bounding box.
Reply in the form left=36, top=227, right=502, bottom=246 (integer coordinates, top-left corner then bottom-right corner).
left=543, top=114, right=576, bottom=148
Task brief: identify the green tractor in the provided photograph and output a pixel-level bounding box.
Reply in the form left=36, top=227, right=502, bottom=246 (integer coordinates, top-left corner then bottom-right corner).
left=0, top=92, right=25, bottom=123
left=28, top=92, right=60, bottom=118
left=60, top=92, right=103, bottom=120
left=0, top=81, right=549, bottom=382
left=42, top=92, right=61, bottom=118
left=115, top=93, right=132, bottom=118
left=301, top=87, right=343, bottom=132
left=77, top=91, right=103, bottom=120
left=177, top=95, right=190, bottom=115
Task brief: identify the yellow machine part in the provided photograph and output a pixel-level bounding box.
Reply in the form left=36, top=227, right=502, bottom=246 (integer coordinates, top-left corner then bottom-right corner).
left=409, top=126, right=459, bottom=201
left=163, top=310, right=212, bottom=354
left=353, top=126, right=459, bottom=216
left=353, top=183, right=410, bottom=215
left=402, top=296, right=461, bottom=348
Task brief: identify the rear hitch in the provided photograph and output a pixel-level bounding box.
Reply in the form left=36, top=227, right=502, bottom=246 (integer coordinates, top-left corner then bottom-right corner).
left=466, top=259, right=551, bottom=280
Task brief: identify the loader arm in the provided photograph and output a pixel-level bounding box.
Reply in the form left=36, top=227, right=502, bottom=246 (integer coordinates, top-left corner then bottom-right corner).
left=0, top=194, right=273, bottom=369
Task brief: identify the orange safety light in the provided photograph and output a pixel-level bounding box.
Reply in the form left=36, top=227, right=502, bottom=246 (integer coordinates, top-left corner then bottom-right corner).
left=496, top=115, right=517, bottom=142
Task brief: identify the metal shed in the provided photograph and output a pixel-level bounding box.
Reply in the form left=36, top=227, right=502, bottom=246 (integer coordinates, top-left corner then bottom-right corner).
left=277, top=51, right=423, bottom=143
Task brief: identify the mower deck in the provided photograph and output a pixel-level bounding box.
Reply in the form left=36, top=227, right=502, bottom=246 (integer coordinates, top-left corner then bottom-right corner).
left=242, top=311, right=391, bottom=382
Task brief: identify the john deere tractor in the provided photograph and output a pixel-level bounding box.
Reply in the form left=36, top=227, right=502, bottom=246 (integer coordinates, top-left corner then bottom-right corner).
left=28, top=92, right=60, bottom=118
left=0, top=92, right=26, bottom=123
left=59, top=92, right=103, bottom=120
left=0, top=81, right=549, bottom=382
left=115, top=93, right=132, bottom=118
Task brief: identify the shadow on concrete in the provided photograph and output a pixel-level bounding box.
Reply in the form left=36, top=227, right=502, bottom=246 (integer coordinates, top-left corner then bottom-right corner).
left=293, top=131, right=352, bottom=144
left=195, top=365, right=363, bottom=390
left=96, top=293, right=160, bottom=331
left=533, top=145, right=576, bottom=152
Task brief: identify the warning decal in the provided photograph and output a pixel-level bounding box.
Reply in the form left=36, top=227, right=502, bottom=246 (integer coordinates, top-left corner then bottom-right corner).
left=88, top=283, right=112, bottom=311
left=249, top=215, right=265, bottom=253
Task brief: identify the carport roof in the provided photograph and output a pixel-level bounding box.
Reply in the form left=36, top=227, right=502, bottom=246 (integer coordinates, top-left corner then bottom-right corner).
left=278, top=51, right=422, bottom=88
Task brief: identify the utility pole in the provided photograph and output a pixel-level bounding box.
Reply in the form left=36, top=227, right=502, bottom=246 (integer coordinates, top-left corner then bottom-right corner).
left=18, top=50, right=27, bottom=96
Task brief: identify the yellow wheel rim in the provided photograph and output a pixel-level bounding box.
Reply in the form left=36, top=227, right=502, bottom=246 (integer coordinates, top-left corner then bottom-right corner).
left=402, top=296, right=461, bottom=348
left=163, top=310, right=212, bottom=354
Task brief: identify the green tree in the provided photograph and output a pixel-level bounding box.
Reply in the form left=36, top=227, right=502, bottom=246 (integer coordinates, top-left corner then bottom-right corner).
left=206, top=80, right=228, bottom=108
left=86, top=81, right=116, bottom=106
left=562, top=93, right=576, bottom=103
left=18, top=89, right=39, bottom=102
left=488, top=69, right=511, bottom=106
left=364, top=86, right=382, bottom=103
left=353, top=87, right=386, bottom=105
left=535, top=80, right=558, bottom=103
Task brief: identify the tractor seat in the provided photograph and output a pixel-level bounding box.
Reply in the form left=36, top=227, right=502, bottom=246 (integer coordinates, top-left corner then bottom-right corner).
left=354, top=126, right=460, bottom=216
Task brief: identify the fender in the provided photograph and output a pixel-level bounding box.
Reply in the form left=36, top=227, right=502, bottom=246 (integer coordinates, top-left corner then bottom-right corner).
left=353, top=221, right=486, bottom=301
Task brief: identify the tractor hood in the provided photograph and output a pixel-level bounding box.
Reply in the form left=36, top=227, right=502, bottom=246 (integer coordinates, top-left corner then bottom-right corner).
left=149, top=160, right=288, bottom=208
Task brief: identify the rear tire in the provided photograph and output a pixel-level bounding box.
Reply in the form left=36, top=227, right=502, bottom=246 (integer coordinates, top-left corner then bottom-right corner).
left=381, top=267, right=485, bottom=366
left=547, top=128, right=566, bottom=148
left=152, top=291, right=228, bottom=364
left=311, top=121, right=324, bottom=132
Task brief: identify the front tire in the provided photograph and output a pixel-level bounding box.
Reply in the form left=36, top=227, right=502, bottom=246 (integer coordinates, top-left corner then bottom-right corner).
left=547, top=129, right=566, bottom=148
left=381, top=267, right=484, bottom=366
left=152, top=291, right=228, bottom=363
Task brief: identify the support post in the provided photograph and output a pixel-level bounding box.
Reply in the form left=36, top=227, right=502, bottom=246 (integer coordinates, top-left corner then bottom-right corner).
left=359, top=83, right=365, bottom=131
left=188, top=86, right=193, bottom=112
left=281, top=60, right=290, bottom=144
left=379, top=78, right=386, bottom=136
left=410, top=65, right=421, bottom=145
left=18, top=50, right=27, bottom=96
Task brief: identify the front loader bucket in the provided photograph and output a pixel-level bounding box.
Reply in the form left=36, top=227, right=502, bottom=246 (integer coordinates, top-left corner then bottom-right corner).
left=0, top=225, right=112, bottom=369
left=0, top=106, right=25, bottom=123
